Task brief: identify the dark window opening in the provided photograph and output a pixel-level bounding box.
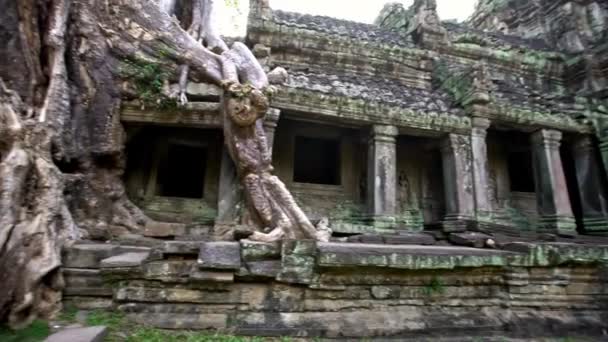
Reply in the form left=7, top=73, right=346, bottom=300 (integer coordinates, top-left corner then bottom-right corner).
left=157, top=144, right=207, bottom=198
left=293, top=136, right=340, bottom=185
left=508, top=151, right=535, bottom=192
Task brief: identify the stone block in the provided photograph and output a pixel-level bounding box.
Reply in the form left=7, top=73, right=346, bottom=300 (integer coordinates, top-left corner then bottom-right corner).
left=277, top=254, right=316, bottom=284
left=44, top=326, right=108, bottom=342
left=100, top=252, right=149, bottom=268
left=62, top=244, right=118, bottom=268
left=448, top=232, right=493, bottom=248
left=162, top=241, right=201, bottom=255
left=62, top=297, right=113, bottom=310
left=281, top=240, right=316, bottom=256
left=198, top=242, right=241, bottom=270
left=245, top=260, right=281, bottom=278
left=143, top=221, right=186, bottom=237
left=127, top=313, right=227, bottom=330
left=113, top=233, right=164, bottom=247
left=359, top=234, right=384, bottom=244
left=383, top=233, right=436, bottom=245
left=63, top=268, right=112, bottom=297
left=240, top=240, right=281, bottom=261
left=190, top=270, right=234, bottom=283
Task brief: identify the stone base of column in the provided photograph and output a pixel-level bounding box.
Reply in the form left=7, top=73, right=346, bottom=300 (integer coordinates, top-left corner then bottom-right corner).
left=442, top=215, right=475, bottom=233
left=536, top=215, right=577, bottom=236
left=581, top=217, right=608, bottom=233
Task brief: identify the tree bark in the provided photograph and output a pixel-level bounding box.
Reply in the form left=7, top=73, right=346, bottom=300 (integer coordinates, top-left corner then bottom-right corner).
left=0, top=0, right=330, bottom=328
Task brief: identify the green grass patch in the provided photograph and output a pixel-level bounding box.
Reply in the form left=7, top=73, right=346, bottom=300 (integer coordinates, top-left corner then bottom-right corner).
left=0, top=320, right=50, bottom=342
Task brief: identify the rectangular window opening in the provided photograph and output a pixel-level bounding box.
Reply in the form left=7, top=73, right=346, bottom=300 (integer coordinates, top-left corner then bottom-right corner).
left=157, top=144, right=207, bottom=198
left=508, top=151, right=535, bottom=192
left=293, top=136, right=340, bottom=185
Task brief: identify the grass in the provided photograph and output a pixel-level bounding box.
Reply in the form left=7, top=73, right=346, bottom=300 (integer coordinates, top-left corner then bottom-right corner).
left=0, top=308, right=299, bottom=342
left=0, top=320, right=50, bottom=342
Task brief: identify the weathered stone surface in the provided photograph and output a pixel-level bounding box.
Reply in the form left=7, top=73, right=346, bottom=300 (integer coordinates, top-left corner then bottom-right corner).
left=143, top=221, right=187, bottom=237
left=316, top=242, right=516, bottom=269
left=63, top=268, right=112, bottom=297
left=44, top=326, right=108, bottom=342
left=162, top=241, right=201, bottom=255
left=100, top=252, right=149, bottom=268
left=240, top=240, right=280, bottom=261
left=62, top=244, right=119, bottom=268
left=198, top=242, right=241, bottom=270
left=383, top=233, right=436, bottom=245
left=448, top=232, right=493, bottom=248
left=244, top=260, right=281, bottom=278
left=190, top=270, right=234, bottom=283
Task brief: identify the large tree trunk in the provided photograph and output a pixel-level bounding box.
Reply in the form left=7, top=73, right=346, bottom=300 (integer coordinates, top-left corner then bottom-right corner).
left=0, top=0, right=329, bottom=328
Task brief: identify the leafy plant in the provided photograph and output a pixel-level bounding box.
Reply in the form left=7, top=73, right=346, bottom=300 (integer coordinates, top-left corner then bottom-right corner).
left=423, top=276, right=446, bottom=296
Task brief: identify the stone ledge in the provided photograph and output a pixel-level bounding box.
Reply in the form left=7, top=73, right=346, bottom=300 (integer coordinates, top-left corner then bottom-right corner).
left=317, top=243, right=517, bottom=270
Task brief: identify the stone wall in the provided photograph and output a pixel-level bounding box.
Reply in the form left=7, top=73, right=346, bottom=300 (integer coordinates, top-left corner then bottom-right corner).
left=62, top=240, right=608, bottom=338
left=124, top=126, right=222, bottom=225
left=272, top=118, right=366, bottom=222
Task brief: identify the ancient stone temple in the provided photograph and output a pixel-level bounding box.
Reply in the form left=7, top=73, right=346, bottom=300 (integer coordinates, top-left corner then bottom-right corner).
left=61, top=0, right=608, bottom=338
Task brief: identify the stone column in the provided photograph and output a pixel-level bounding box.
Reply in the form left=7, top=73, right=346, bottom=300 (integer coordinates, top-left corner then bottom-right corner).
left=216, top=108, right=280, bottom=230
left=263, top=108, right=280, bottom=156
left=530, top=129, right=576, bottom=235
left=599, top=137, right=608, bottom=177
left=571, top=136, right=608, bottom=232
left=440, top=133, right=475, bottom=232
left=367, top=125, right=398, bottom=228
left=471, top=118, right=492, bottom=221
left=216, top=150, right=241, bottom=227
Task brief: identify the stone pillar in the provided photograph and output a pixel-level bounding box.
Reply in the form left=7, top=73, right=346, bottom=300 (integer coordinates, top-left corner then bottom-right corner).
left=216, top=108, right=280, bottom=230
left=571, top=136, right=608, bottom=232
left=367, top=125, right=398, bottom=227
left=530, top=129, right=576, bottom=235
left=599, top=137, right=608, bottom=177
left=216, top=150, right=241, bottom=227
left=440, top=133, right=475, bottom=232
left=471, top=118, right=492, bottom=221
left=263, top=108, right=280, bottom=155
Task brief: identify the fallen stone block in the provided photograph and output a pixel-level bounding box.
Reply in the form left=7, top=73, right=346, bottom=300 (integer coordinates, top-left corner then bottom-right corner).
left=198, top=242, right=241, bottom=270
left=44, top=326, right=108, bottom=342
left=449, top=232, right=493, bottom=248
left=100, top=252, right=149, bottom=268
left=62, top=244, right=118, bottom=268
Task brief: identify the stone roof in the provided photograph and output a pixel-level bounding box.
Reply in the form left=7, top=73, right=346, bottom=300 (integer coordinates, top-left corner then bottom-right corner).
left=272, top=10, right=416, bottom=48
left=444, top=22, right=553, bottom=52
left=492, top=77, right=579, bottom=116
left=285, top=69, right=464, bottom=116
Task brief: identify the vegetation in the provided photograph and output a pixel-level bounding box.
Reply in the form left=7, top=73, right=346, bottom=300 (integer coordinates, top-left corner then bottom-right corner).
left=0, top=320, right=49, bottom=342
left=423, top=276, right=446, bottom=296
left=120, top=58, right=178, bottom=110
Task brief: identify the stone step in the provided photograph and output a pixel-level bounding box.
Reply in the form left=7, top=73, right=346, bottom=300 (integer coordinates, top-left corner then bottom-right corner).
left=316, top=242, right=517, bottom=270
left=100, top=252, right=150, bottom=268
left=449, top=232, right=494, bottom=248
left=63, top=243, right=151, bottom=268
left=44, top=326, right=107, bottom=342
